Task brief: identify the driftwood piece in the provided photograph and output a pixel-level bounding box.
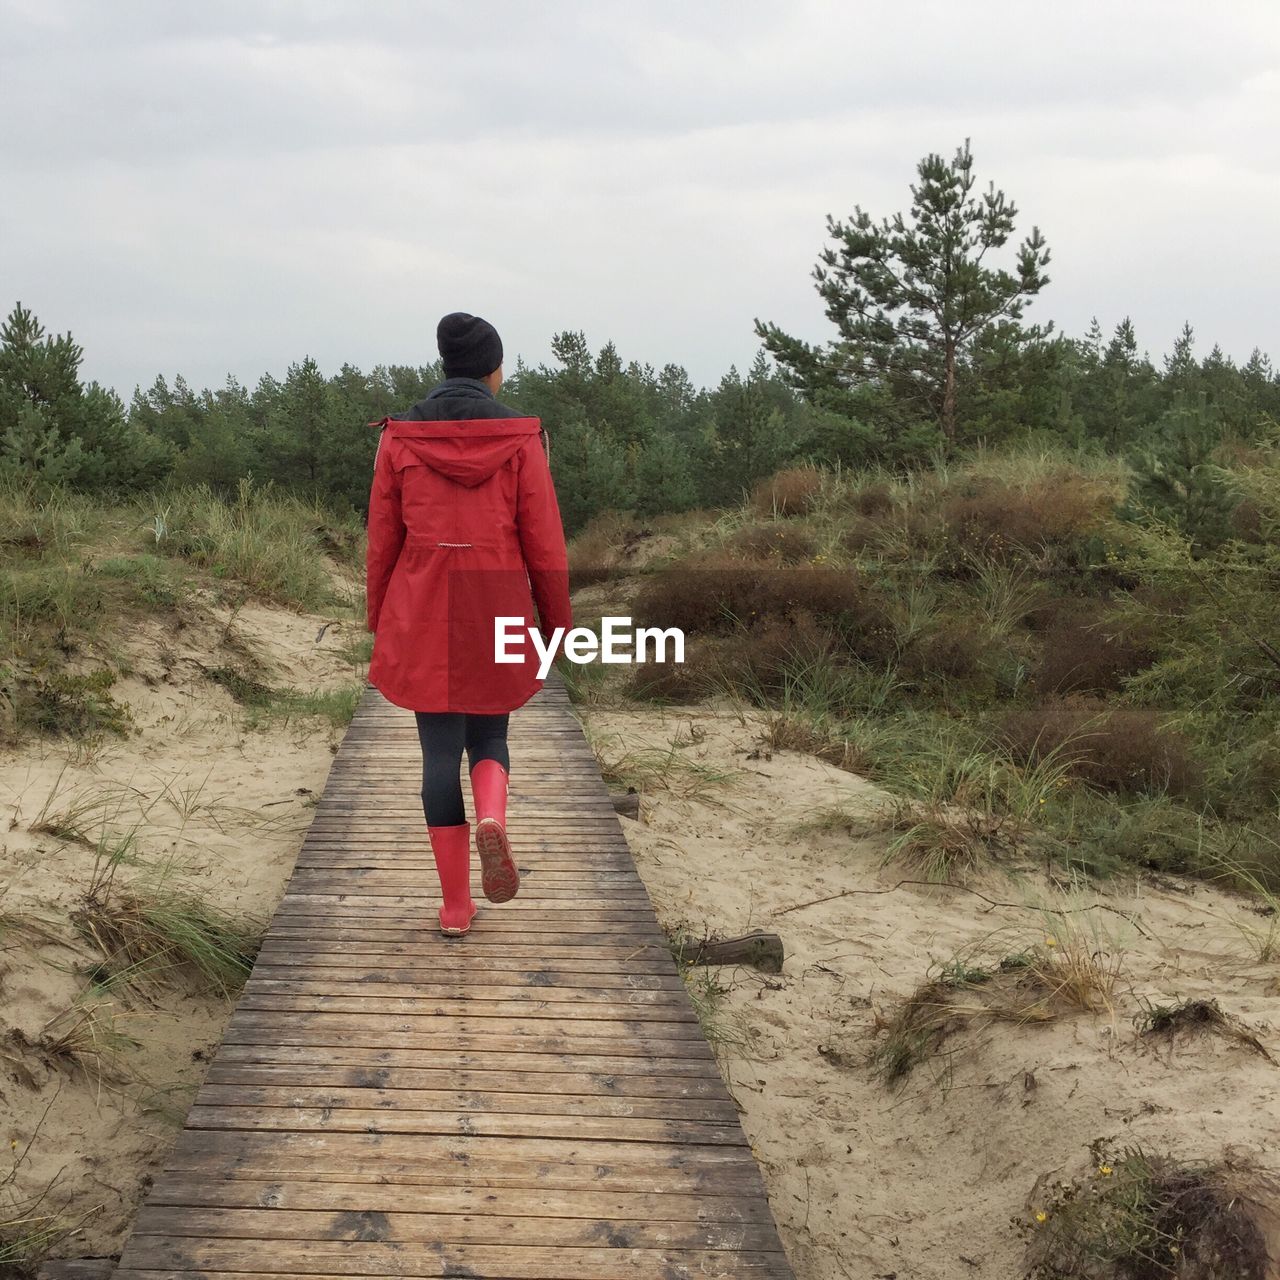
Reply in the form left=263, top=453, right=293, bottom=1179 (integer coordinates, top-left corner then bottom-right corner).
left=610, top=790, right=641, bottom=819
left=684, top=930, right=784, bottom=974
left=37, top=1261, right=118, bottom=1280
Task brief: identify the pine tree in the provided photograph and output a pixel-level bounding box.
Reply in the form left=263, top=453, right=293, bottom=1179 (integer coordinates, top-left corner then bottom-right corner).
left=1127, top=389, right=1239, bottom=551
left=633, top=430, right=696, bottom=517
left=755, top=139, right=1051, bottom=445
left=0, top=302, right=171, bottom=489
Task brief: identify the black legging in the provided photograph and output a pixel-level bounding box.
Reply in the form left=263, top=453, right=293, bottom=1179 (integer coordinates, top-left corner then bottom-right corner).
left=414, top=711, right=510, bottom=827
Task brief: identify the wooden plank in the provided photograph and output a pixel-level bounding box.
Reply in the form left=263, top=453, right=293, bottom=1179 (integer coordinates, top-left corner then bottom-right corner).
left=211, top=1043, right=726, bottom=1077
left=143, top=1178, right=773, bottom=1222
left=200, top=1063, right=729, bottom=1099
left=232, top=995, right=702, bottom=1023
left=112, top=675, right=795, bottom=1279
left=180, top=1106, right=749, bottom=1146
left=239, top=978, right=689, bottom=1003
left=156, top=1130, right=769, bottom=1190
left=189, top=1082, right=740, bottom=1123
left=130, top=1205, right=783, bottom=1250
left=116, top=1240, right=790, bottom=1278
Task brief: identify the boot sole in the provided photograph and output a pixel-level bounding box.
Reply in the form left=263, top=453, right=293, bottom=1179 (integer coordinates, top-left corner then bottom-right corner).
left=475, top=819, right=520, bottom=904
left=439, top=906, right=477, bottom=937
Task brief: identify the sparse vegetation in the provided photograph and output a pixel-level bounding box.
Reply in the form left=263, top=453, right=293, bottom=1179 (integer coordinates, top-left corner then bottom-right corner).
left=873, top=926, right=1125, bottom=1084
left=147, top=477, right=358, bottom=610
left=589, top=727, right=736, bottom=802
left=663, top=920, right=756, bottom=1052
left=1134, top=997, right=1273, bottom=1060
left=1024, top=1143, right=1272, bottom=1280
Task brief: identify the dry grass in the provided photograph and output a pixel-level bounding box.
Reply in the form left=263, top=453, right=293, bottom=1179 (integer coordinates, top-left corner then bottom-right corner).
left=25, top=991, right=140, bottom=1085
left=876, top=739, right=1081, bottom=882
left=750, top=466, right=825, bottom=517
left=588, top=727, right=737, bottom=802
left=1, top=1095, right=105, bottom=1273
left=74, top=884, right=263, bottom=998
left=1135, top=997, right=1274, bottom=1061
left=760, top=714, right=869, bottom=774
left=724, top=521, right=820, bottom=564
left=873, top=924, right=1126, bottom=1085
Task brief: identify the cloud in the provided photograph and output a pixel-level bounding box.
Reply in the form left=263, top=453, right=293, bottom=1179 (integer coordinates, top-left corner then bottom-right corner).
left=1, top=0, right=1277, bottom=396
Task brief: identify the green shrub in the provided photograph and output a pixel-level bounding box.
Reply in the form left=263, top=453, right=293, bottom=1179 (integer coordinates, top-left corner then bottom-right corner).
left=0, top=667, right=131, bottom=744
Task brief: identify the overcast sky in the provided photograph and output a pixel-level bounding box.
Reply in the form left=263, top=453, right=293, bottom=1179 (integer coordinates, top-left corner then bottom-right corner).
left=2, top=0, right=1278, bottom=401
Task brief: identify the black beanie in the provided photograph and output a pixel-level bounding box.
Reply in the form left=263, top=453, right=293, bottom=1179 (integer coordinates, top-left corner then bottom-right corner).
left=437, top=312, right=504, bottom=379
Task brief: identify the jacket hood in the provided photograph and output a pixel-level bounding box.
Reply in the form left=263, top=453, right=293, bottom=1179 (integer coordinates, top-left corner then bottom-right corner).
left=373, top=416, right=542, bottom=488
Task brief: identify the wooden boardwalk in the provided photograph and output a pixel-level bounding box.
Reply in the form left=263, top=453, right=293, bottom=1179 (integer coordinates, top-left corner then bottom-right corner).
left=114, top=674, right=795, bottom=1280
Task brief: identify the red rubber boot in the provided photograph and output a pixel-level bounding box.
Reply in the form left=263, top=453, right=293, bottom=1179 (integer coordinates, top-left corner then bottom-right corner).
left=427, top=822, right=477, bottom=936
left=469, top=759, right=520, bottom=904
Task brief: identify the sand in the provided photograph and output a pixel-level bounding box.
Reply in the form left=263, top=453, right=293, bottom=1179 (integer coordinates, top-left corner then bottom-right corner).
left=0, top=589, right=361, bottom=1260
left=5, top=555, right=1280, bottom=1276
left=580, top=698, right=1280, bottom=1278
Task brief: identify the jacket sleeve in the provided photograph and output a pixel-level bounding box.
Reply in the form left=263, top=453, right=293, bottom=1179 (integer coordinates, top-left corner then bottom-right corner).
left=516, top=428, right=572, bottom=640
left=365, top=429, right=406, bottom=633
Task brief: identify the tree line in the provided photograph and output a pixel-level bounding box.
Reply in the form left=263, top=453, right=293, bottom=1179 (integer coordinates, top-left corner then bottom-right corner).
left=3, top=142, right=1278, bottom=535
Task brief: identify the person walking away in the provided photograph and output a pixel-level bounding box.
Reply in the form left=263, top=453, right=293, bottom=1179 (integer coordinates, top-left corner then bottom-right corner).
left=365, top=312, right=572, bottom=936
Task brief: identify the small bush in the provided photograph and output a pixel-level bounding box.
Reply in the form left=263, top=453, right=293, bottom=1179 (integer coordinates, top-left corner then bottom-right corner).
left=844, top=481, right=895, bottom=518
left=712, top=613, right=841, bottom=696
left=898, top=620, right=990, bottom=682
left=633, top=556, right=891, bottom=659
left=628, top=652, right=716, bottom=704
left=940, top=471, right=1112, bottom=565
left=0, top=668, right=131, bottom=745
left=751, top=467, right=824, bottom=517
left=1033, top=598, right=1157, bottom=694
left=725, top=522, right=820, bottom=565
left=1001, top=695, right=1204, bottom=798
left=1024, top=1144, right=1271, bottom=1280
left=567, top=510, right=635, bottom=588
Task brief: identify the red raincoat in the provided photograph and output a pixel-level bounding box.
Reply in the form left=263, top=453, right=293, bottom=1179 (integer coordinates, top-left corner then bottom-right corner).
left=365, top=415, right=573, bottom=713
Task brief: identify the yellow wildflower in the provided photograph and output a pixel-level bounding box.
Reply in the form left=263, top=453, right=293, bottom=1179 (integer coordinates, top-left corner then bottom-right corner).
left=1035, top=1211, right=1047, bottom=1224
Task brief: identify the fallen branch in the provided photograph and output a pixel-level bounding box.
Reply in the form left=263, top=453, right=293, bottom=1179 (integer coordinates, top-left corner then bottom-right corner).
left=682, top=930, right=784, bottom=974
left=774, top=880, right=1153, bottom=939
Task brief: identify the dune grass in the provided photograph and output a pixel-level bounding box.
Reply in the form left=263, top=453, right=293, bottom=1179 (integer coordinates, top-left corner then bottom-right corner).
left=873, top=922, right=1127, bottom=1086
left=142, top=477, right=360, bottom=611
